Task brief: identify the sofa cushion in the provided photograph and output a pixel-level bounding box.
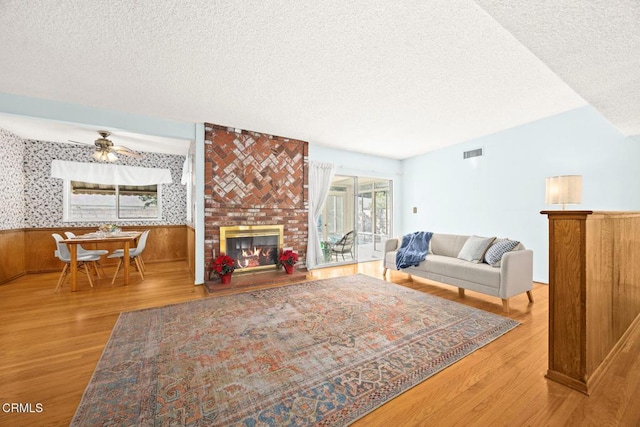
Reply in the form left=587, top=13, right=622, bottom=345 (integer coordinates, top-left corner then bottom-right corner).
left=457, top=235, right=495, bottom=263
left=484, top=239, right=520, bottom=267
left=423, top=255, right=501, bottom=289
left=430, top=234, right=470, bottom=258
left=385, top=250, right=397, bottom=267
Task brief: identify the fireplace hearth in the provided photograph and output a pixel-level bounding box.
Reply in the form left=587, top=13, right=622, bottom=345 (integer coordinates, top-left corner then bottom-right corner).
left=220, top=225, right=284, bottom=273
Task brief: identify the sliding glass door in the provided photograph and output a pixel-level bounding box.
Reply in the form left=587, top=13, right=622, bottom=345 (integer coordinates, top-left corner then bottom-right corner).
left=318, top=175, right=392, bottom=267
left=356, top=178, right=392, bottom=261
left=318, top=175, right=355, bottom=265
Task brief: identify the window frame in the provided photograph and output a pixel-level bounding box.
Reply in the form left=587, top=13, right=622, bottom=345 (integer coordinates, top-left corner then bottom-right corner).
left=63, top=179, right=163, bottom=222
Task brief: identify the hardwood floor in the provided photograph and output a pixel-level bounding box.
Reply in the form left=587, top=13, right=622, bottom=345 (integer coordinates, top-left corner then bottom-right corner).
left=1, top=260, right=638, bottom=426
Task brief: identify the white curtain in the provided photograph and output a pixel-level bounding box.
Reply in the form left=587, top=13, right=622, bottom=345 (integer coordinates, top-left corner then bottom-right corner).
left=306, top=161, right=336, bottom=269
left=181, top=143, right=195, bottom=185
left=51, top=160, right=172, bottom=185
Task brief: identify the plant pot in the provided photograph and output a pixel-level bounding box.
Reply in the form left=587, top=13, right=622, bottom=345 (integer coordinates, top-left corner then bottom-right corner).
left=220, top=273, right=233, bottom=284
left=283, top=264, right=294, bottom=274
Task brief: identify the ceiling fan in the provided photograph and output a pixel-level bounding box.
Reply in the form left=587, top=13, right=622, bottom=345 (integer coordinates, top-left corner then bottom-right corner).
left=70, top=131, right=143, bottom=162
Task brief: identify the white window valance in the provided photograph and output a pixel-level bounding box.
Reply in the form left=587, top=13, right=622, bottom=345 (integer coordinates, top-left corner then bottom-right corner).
left=51, top=160, right=173, bottom=185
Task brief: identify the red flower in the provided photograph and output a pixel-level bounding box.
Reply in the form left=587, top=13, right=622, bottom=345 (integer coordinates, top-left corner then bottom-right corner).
left=212, top=254, right=236, bottom=276
left=279, top=250, right=298, bottom=266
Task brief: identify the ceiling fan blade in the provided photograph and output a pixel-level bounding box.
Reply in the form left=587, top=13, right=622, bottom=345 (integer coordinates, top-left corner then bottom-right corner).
left=68, top=132, right=146, bottom=161
left=113, top=146, right=143, bottom=158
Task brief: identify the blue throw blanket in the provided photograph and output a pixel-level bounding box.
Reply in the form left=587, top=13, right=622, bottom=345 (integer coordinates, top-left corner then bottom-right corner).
left=395, top=231, right=433, bottom=269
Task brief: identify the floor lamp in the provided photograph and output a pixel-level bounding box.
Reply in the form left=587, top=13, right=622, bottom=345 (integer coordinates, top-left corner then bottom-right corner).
left=545, top=175, right=582, bottom=210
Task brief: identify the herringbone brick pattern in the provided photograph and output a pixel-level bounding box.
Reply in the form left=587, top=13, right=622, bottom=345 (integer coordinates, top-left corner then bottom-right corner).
left=203, top=124, right=309, bottom=280
left=208, top=131, right=304, bottom=208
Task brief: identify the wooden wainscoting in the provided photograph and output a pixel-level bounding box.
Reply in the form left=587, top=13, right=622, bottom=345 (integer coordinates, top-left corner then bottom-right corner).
left=187, top=225, right=195, bottom=278
left=19, top=225, right=189, bottom=274
left=0, top=229, right=26, bottom=284
left=141, top=225, right=188, bottom=265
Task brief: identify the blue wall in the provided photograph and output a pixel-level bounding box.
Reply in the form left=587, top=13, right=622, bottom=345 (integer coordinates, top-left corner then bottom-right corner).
left=0, top=92, right=195, bottom=140
left=401, top=106, right=640, bottom=282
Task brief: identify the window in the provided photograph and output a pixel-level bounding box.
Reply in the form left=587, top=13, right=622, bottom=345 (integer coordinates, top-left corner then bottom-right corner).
left=52, top=160, right=172, bottom=222
left=64, top=180, right=161, bottom=221
left=324, top=187, right=346, bottom=237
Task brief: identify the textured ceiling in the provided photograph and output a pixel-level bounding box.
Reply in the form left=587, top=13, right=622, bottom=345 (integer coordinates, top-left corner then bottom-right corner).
left=0, top=1, right=635, bottom=159
left=475, top=0, right=640, bottom=136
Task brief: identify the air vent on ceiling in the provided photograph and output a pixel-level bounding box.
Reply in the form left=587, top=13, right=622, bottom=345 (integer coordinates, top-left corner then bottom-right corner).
left=463, top=148, right=483, bottom=159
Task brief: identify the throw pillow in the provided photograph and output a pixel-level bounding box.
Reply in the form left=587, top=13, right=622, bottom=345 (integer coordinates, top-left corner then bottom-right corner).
left=484, top=239, right=520, bottom=267
left=457, top=235, right=496, bottom=263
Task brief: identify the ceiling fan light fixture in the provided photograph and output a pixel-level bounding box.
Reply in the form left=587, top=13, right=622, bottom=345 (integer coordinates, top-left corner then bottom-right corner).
left=92, top=149, right=117, bottom=162
left=75, top=130, right=141, bottom=162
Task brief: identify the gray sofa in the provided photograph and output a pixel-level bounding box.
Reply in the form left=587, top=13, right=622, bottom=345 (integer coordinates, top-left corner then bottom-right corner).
left=383, top=233, right=534, bottom=311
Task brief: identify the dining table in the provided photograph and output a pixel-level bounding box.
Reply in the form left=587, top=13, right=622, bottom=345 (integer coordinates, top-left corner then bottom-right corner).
left=61, top=231, right=143, bottom=291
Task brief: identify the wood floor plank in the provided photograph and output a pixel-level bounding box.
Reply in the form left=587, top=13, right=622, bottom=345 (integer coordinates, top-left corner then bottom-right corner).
left=0, top=260, right=638, bottom=426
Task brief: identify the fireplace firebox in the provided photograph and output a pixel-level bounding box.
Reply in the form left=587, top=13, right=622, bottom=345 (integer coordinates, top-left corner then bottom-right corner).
left=220, top=225, right=284, bottom=273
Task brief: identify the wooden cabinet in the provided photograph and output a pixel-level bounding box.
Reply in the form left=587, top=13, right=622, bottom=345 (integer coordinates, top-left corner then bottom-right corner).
left=542, top=211, right=640, bottom=394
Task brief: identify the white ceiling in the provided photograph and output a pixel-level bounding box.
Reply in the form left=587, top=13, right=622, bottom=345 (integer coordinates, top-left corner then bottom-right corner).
left=0, top=1, right=637, bottom=159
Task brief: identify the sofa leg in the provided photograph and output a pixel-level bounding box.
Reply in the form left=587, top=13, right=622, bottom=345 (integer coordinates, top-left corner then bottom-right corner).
left=502, top=299, right=510, bottom=313
left=458, top=288, right=465, bottom=298
left=383, top=267, right=387, bottom=276
left=526, top=290, right=534, bottom=303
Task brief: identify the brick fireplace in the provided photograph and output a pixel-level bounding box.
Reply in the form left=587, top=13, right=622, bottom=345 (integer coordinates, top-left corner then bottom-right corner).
left=204, top=124, right=309, bottom=282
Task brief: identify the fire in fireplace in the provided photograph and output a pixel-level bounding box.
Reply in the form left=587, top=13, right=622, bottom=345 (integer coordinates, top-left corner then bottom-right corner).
left=220, top=225, right=284, bottom=273
left=227, top=235, right=278, bottom=269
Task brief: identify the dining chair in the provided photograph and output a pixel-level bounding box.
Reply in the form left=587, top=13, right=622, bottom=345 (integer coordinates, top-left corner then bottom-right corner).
left=108, top=231, right=148, bottom=273
left=64, top=231, right=109, bottom=277
left=52, top=233, right=102, bottom=292
left=107, top=230, right=150, bottom=284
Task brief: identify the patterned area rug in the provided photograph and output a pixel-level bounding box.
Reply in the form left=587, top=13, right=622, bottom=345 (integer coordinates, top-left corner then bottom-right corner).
left=72, top=274, right=519, bottom=426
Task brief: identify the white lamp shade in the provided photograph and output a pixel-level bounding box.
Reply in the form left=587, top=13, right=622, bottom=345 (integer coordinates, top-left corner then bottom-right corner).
left=545, top=175, right=582, bottom=205
left=92, top=150, right=119, bottom=162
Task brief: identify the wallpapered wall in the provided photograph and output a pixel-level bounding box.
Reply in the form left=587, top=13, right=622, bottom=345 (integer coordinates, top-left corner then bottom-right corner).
left=0, top=128, right=26, bottom=230
left=0, top=128, right=187, bottom=229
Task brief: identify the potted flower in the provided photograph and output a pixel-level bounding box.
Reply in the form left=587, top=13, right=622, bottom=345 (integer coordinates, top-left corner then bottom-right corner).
left=212, top=254, right=236, bottom=284
left=279, top=249, right=298, bottom=274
